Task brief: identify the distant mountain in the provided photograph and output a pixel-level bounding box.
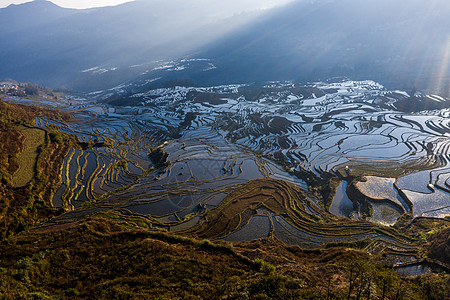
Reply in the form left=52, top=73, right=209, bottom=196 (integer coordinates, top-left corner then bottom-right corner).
left=0, top=0, right=449, bottom=96
left=0, top=0, right=77, bottom=34
left=0, top=0, right=263, bottom=91
left=184, top=0, right=450, bottom=95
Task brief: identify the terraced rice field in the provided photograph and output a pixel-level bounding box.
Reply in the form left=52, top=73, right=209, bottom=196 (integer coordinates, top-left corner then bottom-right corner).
left=184, top=178, right=418, bottom=256
left=7, top=79, right=448, bottom=260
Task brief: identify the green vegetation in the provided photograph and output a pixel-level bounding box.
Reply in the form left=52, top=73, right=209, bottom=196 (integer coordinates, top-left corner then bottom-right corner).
left=0, top=100, right=75, bottom=240
left=148, top=147, right=169, bottom=169
left=0, top=218, right=447, bottom=299
left=425, top=225, right=450, bottom=264
left=11, top=127, right=46, bottom=188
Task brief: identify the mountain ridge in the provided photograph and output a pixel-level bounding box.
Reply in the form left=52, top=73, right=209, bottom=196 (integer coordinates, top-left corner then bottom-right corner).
left=0, top=0, right=267, bottom=90
left=0, top=0, right=448, bottom=95
left=0, top=0, right=79, bottom=34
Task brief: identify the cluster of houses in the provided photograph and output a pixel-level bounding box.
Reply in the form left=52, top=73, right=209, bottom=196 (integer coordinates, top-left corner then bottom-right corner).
left=0, top=82, right=26, bottom=97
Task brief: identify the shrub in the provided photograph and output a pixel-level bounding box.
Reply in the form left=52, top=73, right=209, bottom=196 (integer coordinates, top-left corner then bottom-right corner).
left=27, top=292, right=51, bottom=300
left=63, top=288, right=80, bottom=297
left=254, top=259, right=276, bottom=275
left=148, top=148, right=169, bottom=169
left=251, top=272, right=285, bottom=299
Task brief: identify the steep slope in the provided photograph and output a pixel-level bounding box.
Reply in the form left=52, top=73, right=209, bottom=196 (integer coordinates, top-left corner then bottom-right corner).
left=0, top=0, right=77, bottom=34
left=0, top=217, right=448, bottom=299
left=187, top=0, right=450, bottom=94
left=3, top=0, right=449, bottom=95
left=0, top=98, right=74, bottom=239
left=0, top=0, right=265, bottom=91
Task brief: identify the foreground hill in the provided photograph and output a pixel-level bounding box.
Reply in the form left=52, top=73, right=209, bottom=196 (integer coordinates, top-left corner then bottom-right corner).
left=0, top=217, right=449, bottom=299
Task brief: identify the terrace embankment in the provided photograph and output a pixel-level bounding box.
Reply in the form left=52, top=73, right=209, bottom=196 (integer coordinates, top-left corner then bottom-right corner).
left=0, top=99, right=75, bottom=239
left=185, top=178, right=324, bottom=239
left=185, top=178, right=416, bottom=253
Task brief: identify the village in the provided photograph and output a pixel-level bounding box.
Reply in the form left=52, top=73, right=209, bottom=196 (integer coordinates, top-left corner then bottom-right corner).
left=0, top=80, right=66, bottom=101
left=0, top=81, right=26, bottom=96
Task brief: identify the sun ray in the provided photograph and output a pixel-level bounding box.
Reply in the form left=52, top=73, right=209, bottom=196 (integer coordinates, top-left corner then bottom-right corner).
left=433, top=37, right=450, bottom=96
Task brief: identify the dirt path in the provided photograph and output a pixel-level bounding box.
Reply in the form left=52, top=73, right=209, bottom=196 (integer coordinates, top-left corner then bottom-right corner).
left=31, top=221, right=81, bottom=233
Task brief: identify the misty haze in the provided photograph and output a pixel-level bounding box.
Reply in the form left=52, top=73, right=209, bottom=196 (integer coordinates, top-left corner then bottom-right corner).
left=0, top=1, right=449, bottom=299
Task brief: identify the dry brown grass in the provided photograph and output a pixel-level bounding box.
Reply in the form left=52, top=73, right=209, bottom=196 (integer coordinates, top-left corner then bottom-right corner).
left=11, top=127, right=46, bottom=188
left=0, top=99, right=74, bottom=239
left=0, top=218, right=442, bottom=300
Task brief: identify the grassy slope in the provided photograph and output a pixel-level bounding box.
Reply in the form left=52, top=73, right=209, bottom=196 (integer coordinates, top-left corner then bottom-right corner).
left=11, top=127, right=46, bottom=188
left=0, top=217, right=448, bottom=300
left=0, top=99, right=74, bottom=239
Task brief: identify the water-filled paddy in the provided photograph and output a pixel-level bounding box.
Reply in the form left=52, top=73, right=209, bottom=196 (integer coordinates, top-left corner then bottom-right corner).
left=13, top=80, right=447, bottom=248
left=395, top=263, right=434, bottom=277
left=224, top=216, right=271, bottom=242
left=370, top=202, right=402, bottom=226
left=52, top=184, right=67, bottom=208
left=330, top=182, right=354, bottom=218
left=396, top=171, right=432, bottom=194
left=401, top=188, right=450, bottom=218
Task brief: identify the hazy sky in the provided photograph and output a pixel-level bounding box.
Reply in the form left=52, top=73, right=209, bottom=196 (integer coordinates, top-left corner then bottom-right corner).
left=0, top=0, right=294, bottom=9
left=0, top=0, right=133, bottom=8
